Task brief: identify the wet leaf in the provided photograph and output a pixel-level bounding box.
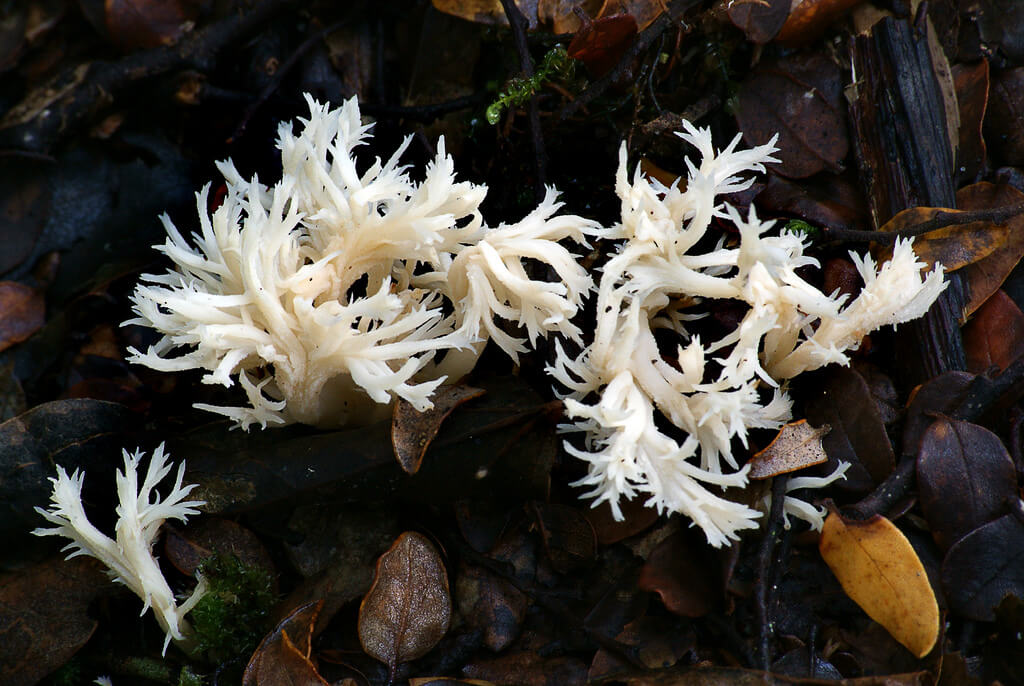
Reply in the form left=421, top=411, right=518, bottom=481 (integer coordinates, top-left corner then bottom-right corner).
left=164, top=518, right=277, bottom=579
left=566, top=12, right=637, bottom=78
left=584, top=498, right=660, bottom=545
left=956, top=182, right=1024, bottom=317
left=819, top=509, right=939, bottom=658
left=749, top=419, right=830, bottom=479
left=941, top=512, right=1024, bottom=622
left=804, top=367, right=895, bottom=491
left=775, top=0, right=865, bottom=47
left=638, top=528, right=721, bottom=618
left=735, top=53, right=847, bottom=179
left=728, top=0, right=790, bottom=44
left=410, top=679, right=495, bottom=686
left=0, top=557, right=111, bottom=686
left=392, top=384, right=485, bottom=475
left=964, top=290, right=1024, bottom=373
left=537, top=0, right=602, bottom=34
left=917, top=417, right=1018, bottom=550
left=359, top=532, right=451, bottom=673
left=243, top=600, right=327, bottom=686
left=604, top=666, right=930, bottom=685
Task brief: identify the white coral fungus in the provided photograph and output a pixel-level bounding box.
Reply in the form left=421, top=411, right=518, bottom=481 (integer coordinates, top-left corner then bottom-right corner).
left=33, top=444, right=206, bottom=654
left=550, top=123, right=947, bottom=547
left=126, top=96, right=597, bottom=429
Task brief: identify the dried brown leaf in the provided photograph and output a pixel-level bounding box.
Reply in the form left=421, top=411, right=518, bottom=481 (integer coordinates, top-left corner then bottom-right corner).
left=728, top=0, right=790, bottom=44
left=638, top=529, right=721, bottom=618
left=243, top=600, right=326, bottom=686
left=0, top=281, right=44, bottom=353
left=956, top=182, right=1024, bottom=317
left=819, top=509, right=939, bottom=658
left=749, top=419, right=830, bottom=479
left=392, top=385, right=485, bottom=475
left=359, top=532, right=451, bottom=673
left=431, top=0, right=541, bottom=28
left=963, top=290, right=1024, bottom=373
left=941, top=512, right=1024, bottom=622
left=775, top=0, right=865, bottom=47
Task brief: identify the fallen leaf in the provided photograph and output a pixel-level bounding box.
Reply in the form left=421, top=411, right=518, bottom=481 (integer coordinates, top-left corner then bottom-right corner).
left=0, top=154, right=50, bottom=274
left=728, top=0, right=790, bottom=44
left=566, top=12, right=637, bottom=78
left=941, top=512, right=1024, bottom=622
left=901, top=371, right=974, bottom=456
left=462, top=652, right=588, bottom=686
left=595, top=0, right=663, bottom=31
left=455, top=561, right=527, bottom=652
left=956, top=182, right=1024, bottom=317
left=638, top=528, right=721, bottom=618
left=819, top=509, right=939, bottom=658
left=410, top=679, right=495, bottom=685
left=984, top=66, right=1024, bottom=166
left=537, top=0, right=603, bottom=33
left=584, top=498, right=660, bottom=545
left=775, top=0, right=865, bottom=47
left=916, top=416, right=1018, bottom=550
left=243, top=600, right=327, bottom=686
left=875, top=205, right=1008, bottom=273
left=531, top=503, right=597, bottom=574
left=392, top=384, right=485, bottom=475
left=0, top=281, right=44, bottom=353
left=735, top=53, right=847, bottom=179
left=359, top=532, right=451, bottom=674
left=756, top=171, right=869, bottom=233
left=963, top=290, right=1024, bottom=373
left=804, top=367, right=895, bottom=491
left=0, top=557, right=111, bottom=686
left=749, top=419, right=830, bottom=479
left=431, top=0, right=541, bottom=28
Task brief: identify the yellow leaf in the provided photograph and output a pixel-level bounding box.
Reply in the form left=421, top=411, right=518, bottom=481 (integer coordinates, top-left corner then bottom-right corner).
left=819, top=509, right=939, bottom=658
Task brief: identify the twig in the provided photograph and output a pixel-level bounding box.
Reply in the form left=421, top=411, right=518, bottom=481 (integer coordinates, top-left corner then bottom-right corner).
left=499, top=0, right=547, bottom=198
left=360, top=94, right=489, bottom=122
left=953, top=355, right=1024, bottom=422
left=848, top=455, right=917, bottom=520
left=557, top=0, right=702, bottom=121
left=755, top=474, right=789, bottom=670
left=818, top=201, right=1024, bottom=244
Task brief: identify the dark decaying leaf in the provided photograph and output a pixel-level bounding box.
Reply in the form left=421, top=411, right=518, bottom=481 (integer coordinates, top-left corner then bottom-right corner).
left=755, top=172, right=868, bottom=232
left=243, top=600, right=327, bottom=686
left=600, top=666, right=931, bottom=685
left=164, top=517, right=277, bottom=580
left=430, top=0, right=541, bottom=29
left=455, top=561, right=527, bottom=652
left=963, top=289, right=1024, bottom=373
left=916, top=416, right=1018, bottom=550
left=1, top=399, right=134, bottom=551
left=531, top=503, right=597, bottom=574
left=409, top=678, right=495, bottom=686
left=735, top=53, right=847, bottom=179
left=359, top=532, right=451, bottom=673
left=0, top=154, right=50, bottom=275
left=774, top=0, right=864, bottom=47
left=104, top=0, right=200, bottom=52
left=392, top=384, right=485, bottom=475
left=901, top=371, right=974, bottom=455
left=875, top=204, right=1009, bottom=272
left=0, top=557, right=111, bottom=686
left=748, top=419, right=829, bottom=479
left=588, top=616, right=694, bottom=680
left=956, top=182, right=1024, bottom=317
left=984, top=67, right=1024, bottom=166
left=727, top=0, right=790, bottom=44
left=819, top=509, right=939, bottom=659
left=462, top=651, right=588, bottom=686
left=638, top=528, right=721, bottom=618
left=952, top=59, right=989, bottom=184
left=583, top=498, right=660, bottom=545
left=941, top=511, right=1024, bottom=622
left=803, top=367, right=895, bottom=491
left=0, top=282, right=43, bottom=354
left=566, top=12, right=637, bottom=78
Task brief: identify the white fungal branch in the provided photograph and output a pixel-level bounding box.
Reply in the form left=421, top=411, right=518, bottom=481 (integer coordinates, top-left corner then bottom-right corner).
left=126, top=96, right=598, bottom=429
left=33, top=444, right=207, bottom=655
left=551, top=122, right=947, bottom=547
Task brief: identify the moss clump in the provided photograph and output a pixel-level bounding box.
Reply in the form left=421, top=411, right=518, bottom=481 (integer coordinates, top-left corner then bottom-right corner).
left=189, top=553, right=275, bottom=663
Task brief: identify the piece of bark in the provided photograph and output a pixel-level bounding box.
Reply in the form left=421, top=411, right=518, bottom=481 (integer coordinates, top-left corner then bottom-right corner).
left=847, top=14, right=967, bottom=382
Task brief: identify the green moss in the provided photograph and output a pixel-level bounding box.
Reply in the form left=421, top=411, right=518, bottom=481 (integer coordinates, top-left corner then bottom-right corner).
left=486, top=45, right=575, bottom=125
left=189, top=553, right=275, bottom=663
